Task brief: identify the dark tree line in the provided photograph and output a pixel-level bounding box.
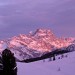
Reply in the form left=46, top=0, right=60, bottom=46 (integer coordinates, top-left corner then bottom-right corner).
left=0, top=49, right=17, bottom=75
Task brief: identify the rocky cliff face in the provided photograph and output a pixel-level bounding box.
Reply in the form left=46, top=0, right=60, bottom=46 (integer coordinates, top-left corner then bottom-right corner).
left=0, top=28, right=75, bottom=60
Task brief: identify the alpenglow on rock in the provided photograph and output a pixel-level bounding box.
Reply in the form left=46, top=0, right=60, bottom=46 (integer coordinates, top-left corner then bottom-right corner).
left=0, top=28, right=75, bottom=60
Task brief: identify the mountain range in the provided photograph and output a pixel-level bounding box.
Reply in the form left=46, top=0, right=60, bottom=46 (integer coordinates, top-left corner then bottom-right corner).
left=0, top=28, right=75, bottom=60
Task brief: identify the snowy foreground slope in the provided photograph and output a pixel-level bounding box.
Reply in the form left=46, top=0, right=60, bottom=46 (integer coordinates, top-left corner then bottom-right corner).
left=17, top=51, right=75, bottom=75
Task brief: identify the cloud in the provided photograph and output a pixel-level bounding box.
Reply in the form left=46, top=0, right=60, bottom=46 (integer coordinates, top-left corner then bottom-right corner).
left=0, top=0, right=75, bottom=39
left=0, top=16, right=10, bottom=31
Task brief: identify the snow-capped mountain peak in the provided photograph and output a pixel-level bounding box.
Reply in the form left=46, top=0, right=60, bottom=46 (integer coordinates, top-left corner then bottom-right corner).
left=0, top=28, right=75, bottom=60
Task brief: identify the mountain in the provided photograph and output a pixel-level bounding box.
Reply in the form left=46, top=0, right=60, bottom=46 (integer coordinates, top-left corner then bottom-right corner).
left=17, top=51, right=75, bottom=75
left=0, top=28, right=75, bottom=60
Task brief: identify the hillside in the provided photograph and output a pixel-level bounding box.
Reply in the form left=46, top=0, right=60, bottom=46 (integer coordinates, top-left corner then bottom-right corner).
left=17, top=51, right=75, bottom=75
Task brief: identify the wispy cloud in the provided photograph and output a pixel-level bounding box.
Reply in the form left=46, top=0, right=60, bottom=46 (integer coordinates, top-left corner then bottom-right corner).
left=0, top=0, right=75, bottom=39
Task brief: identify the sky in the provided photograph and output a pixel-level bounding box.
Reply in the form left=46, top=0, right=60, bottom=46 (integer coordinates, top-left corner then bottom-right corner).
left=0, top=0, right=75, bottom=39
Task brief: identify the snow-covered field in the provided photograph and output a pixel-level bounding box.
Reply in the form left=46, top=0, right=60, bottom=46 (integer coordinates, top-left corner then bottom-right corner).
left=17, top=51, right=75, bottom=75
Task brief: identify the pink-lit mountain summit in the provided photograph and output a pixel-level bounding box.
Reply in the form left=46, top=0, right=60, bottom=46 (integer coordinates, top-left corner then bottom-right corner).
left=0, top=28, right=75, bottom=60
left=9, top=28, right=74, bottom=51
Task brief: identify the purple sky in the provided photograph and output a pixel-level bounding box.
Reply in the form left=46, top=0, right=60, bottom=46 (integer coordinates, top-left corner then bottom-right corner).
left=0, top=0, right=75, bottom=39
